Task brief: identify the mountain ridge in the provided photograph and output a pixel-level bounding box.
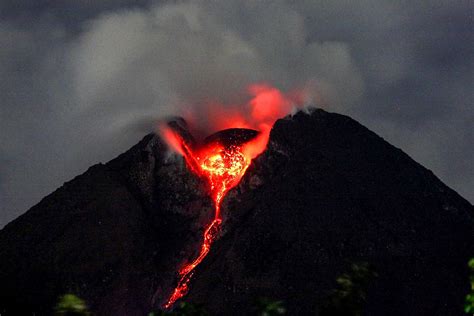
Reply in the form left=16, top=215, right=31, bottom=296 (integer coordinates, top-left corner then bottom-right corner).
left=0, top=108, right=472, bottom=315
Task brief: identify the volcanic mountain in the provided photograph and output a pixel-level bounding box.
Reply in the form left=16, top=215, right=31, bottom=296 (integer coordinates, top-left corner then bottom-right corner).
left=0, top=109, right=472, bottom=315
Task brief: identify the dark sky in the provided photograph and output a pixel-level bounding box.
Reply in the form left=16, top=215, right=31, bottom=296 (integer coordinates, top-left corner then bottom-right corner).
left=1, top=0, right=473, bottom=227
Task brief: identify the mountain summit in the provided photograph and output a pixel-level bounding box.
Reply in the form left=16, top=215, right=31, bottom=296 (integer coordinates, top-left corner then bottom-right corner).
left=0, top=109, right=472, bottom=315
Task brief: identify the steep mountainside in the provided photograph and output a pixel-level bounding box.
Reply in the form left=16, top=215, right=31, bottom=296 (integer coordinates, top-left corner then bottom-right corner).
left=0, top=109, right=472, bottom=315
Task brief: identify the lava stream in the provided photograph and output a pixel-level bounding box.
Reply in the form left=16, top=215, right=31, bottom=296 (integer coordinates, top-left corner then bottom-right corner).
left=163, top=137, right=254, bottom=309
left=161, top=83, right=301, bottom=309
left=163, top=218, right=221, bottom=309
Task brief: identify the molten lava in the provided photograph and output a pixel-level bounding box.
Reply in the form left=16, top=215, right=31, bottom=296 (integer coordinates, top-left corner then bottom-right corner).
left=163, top=129, right=258, bottom=309
left=161, top=83, right=303, bottom=309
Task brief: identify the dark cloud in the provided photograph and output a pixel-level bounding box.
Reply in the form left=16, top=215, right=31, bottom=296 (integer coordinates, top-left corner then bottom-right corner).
left=0, top=0, right=472, bottom=227
left=0, top=0, right=154, bottom=27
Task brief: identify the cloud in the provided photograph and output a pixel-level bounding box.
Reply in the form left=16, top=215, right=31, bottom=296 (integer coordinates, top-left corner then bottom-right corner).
left=0, top=0, right=472, bottom=227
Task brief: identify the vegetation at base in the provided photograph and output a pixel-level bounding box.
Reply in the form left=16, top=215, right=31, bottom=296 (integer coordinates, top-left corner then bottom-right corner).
left=465, top=258, right=474, bottom=314
left=54, top=294, right=90, bottom=316
left=319, top=262, right=378, bottom=316
left=254, top=297, right=286, bottom=316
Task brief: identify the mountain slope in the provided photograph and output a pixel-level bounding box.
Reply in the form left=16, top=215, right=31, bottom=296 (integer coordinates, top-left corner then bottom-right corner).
left=0, top=109, right=472, bottom=315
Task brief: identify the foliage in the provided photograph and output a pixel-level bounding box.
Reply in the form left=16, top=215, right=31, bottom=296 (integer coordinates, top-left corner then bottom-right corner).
left=54, top=294, right=90, bottom=316
left=255, top=297, right=286, bottom=316
left=150, top=302, right=209, bottom=316
left=319, top=262, right=378, bottom=316
left=465, top=258, right=474, bottom=314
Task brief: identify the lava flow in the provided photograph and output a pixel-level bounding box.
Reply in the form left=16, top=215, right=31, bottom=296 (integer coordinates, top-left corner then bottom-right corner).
left=163, top=128, right=259, bottom=309
left=161, top=83, right=302, bottom=309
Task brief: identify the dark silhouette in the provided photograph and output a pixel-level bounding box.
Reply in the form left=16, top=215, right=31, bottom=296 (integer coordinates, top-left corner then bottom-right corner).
left=0, top=109, right=472, bottom=315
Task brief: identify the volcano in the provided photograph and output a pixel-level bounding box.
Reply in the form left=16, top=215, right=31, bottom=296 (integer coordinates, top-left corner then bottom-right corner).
left=0, top=109, right=472, bottom=316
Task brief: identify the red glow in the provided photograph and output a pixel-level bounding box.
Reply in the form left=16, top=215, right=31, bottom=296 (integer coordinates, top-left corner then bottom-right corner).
left=248, top=83, right=292, bottom=121
left=159, top=125, right=185, bottom=156
left=163, top=136, right=253, bottom=309
left=161, top=83, right=301, bottom=309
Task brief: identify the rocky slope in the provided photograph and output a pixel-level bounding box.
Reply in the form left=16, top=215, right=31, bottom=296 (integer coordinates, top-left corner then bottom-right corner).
left=0, top=109, right=472, bottom=315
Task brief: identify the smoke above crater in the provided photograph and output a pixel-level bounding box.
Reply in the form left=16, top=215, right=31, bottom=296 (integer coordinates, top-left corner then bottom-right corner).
left=72, top=2, right=364, bottom=120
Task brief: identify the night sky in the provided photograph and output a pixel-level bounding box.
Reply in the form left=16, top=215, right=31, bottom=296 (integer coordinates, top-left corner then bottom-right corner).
left=0, top=0, right=472, bottom=227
